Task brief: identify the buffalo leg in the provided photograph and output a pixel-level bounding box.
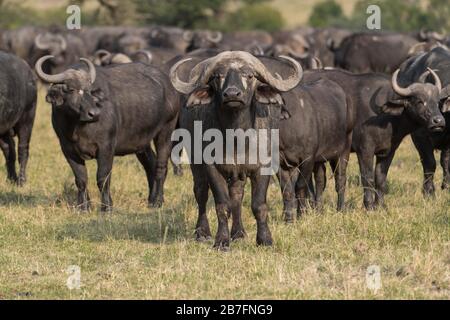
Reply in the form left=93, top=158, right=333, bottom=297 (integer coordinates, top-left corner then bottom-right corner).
left=440, top=148, right=450, bottom=190
left=149, top=124, right=174, bottom=207
left=136, top=145, right=157, bottom=207
left=191, top=164, right=211, bottom=241
left=312, top=162, right=326, bottom=210
left=357, top=151, right=376, bottom=210
left=251, top=173, right=273, bottom=246
left=15, top=102, right=36, bottom=186
left=66, top=156, right=90, bottom=211
left=374, top=151, right=395, bottom=209
left=207, top=165, right=231, bottom=251
left=96, top=152, right=114, bottom=212
left=412, top=134, right=436, bottom=196
left=0, top=134, right=17, bottom=183
left=278, top=167, right=299, bottom=223
left=229, top=177, right=246, bottom=241
left=295, top=161, right=315, bottom=217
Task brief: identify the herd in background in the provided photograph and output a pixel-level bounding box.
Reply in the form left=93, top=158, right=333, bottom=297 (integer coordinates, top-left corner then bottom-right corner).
left=0, top=24, right=449, bottom=250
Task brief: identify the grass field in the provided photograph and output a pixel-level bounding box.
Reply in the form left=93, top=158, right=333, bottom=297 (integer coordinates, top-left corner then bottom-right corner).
left=0, top=85, right=448, bottom=299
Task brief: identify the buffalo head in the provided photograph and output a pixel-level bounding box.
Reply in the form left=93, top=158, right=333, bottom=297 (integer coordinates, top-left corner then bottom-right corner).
left=388, top=68, right=445, bottom=132
left=36, top=55, right=103, bottom=123
left=170, top=51, right=302, bottom=111
left=35, top=33, right=67, bottom=65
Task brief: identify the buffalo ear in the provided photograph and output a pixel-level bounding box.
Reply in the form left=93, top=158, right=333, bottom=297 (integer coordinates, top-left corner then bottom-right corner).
left=186, top=87, right=213, bottom=107
left=255, top=85, right=284, bottom=105
left=255, top=85, right=290, bottom=119
left=441, top=98, right=450, bottom=113
left=46, top=87, right=64, bottom=106
left=380, top=103, right=405, bottom=116
left=374, top=85, right=406, bottom=115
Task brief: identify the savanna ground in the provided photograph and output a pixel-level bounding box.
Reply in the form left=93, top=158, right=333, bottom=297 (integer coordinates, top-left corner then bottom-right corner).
left=0, top=85, right=449, bottom=300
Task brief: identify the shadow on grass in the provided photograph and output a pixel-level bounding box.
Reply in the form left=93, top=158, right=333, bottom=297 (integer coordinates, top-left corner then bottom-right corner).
left=55, top=195, right=193, bottom=244
left=0, top=190, right=50, bottom=207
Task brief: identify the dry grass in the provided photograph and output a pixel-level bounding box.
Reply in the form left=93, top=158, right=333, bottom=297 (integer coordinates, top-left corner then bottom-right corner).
left=0, top=85, right=448, bottom=299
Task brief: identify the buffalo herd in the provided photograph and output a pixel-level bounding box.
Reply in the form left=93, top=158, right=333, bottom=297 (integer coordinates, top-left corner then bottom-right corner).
left=0, top=25, right=449, bottom=250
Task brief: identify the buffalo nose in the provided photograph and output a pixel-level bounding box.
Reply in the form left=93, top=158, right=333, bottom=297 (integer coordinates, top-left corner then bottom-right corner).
left=223, top=87, right=242, bottom=99
left=88, top=110, right=100, bottom=119
left=431, top=116, right=445, bottom=126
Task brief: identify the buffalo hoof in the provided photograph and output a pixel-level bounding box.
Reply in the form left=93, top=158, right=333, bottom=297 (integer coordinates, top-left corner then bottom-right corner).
left=100, top=204, right=113, bottom=213
left=256, top=224, right=273, bottom=246
left=195, top=228, right=212, bottom=242
left=213, top=234, right=230, bottom=251
left=423, top=184, right=435, bottom=197
left=76, top=203, right=90, bottom=212
left=173, top=166, right=183, bottom=177
left=149, top=199, right=163, bottom=208
left=231, top=229, right=247, bottom=241
left=213, top=243, right=230, bottom=252
left=196, top=235, right=212, bottom=242
left=7, top=176, right=18, bottom=185
left=283, top=211, right=295, bottom=223
left=17, top=177, right=26, bottom=187
left=256, top=235, right=273, bottom=246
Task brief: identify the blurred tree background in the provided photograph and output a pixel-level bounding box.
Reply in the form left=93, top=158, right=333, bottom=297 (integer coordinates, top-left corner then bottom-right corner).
left=0, top=0, right=449, bottom=33
left=308, top=0, right=450, bottom=33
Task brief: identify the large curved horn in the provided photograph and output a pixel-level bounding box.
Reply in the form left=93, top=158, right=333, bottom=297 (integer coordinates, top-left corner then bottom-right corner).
left=135, top=50, right=153, bottom=63
left=111, top=53, right=132, bottom=64
left=310, top=57, right=323, bottom=70
left=80, top=58, right=96, bottom=84
left=57, top=34, right=67, bottom=51
left=35, top=34, right=50, bottom=50
left=419, top=28, right=428, bottom=41
left=95, top=49, right=111, bottom=59
left=35, top=55, right=68, bottom=83
left=207, top=31, right=222, bottom=43
left=431, top=31, right=445, bottom=41
left=171, top=51, right=303, bottom=95
left=170, top=57, right=195, bottom=94
left=391, top=69, right=412, bottom=97
left=427, top=67, right=442, bottom=93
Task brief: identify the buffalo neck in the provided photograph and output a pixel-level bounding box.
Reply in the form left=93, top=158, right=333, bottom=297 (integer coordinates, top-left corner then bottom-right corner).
left=216, top=103, right=254, bottom=132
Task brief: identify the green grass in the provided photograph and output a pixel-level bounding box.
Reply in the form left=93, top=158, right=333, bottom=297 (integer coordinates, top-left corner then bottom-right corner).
left=0, top=85, right=449, bottom=300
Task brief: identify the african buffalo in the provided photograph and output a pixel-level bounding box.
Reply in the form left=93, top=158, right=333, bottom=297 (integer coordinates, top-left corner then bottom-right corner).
left=0, top=51, right=37, bottom=185
left=331, top=32, right=420, bottom=73
left=170, top=51, right=302, bottom=249
left=304, top=67, right=445, bottom=209
left=35, top=55, right=180, bottom=212
left=397, top=47, right=450, bottom=195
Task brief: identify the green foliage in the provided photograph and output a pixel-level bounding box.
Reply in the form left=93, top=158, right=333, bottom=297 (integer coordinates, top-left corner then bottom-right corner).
left=0, top=2, right=68, bottom=29
left=425, top=0, right=450, bottom=33
left=309, top=0, right=347, bottom=28
left=348, top=0, right=430, bottom=32
left=223, top=4, right=284, bottom=32
left=134, top=0, right=226, bottom=29
left=308, top=0, right=448, bottom=33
